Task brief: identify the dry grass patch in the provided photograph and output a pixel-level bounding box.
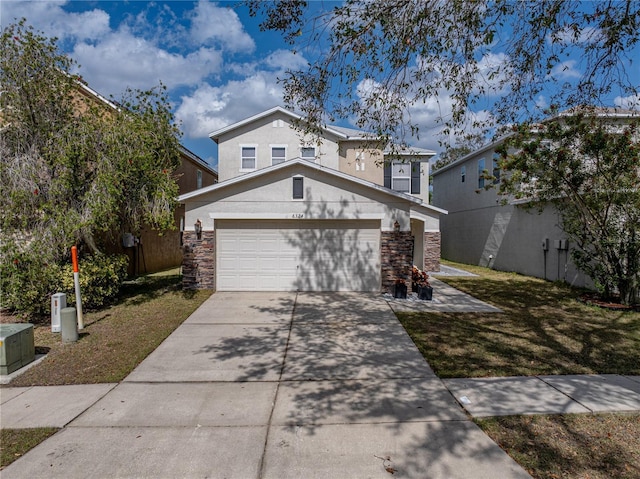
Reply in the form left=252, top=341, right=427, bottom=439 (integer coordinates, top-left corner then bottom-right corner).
left=398, top=263, right=640, bottom=378
left=5, top=274, right=212, bottom=386
left=476, top=414, right=640, bottom=479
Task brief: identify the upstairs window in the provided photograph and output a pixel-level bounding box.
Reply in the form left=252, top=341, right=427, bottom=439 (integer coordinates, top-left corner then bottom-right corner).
left=241, top=146, right=256, bottom=170
left=271, top=146, right=286, bottom=165
left=301, top=146, right=316, bottom=160
left=384, top=161, right=421, bottom=194
left=196, top=169, right=203, bottom=189
left=492, top=155, right=501, bottom=184
left=478, top=158, right=485, bottom=188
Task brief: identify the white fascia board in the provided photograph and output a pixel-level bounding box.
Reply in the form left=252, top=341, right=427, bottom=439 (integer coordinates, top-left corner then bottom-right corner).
left=207, top=106, right=357, bottom=142
left=208, top=212, right=385, bottom=220
left=178, top=157, right=443, bottom=214
left=432, top=135, right=511, bottom=176
left=411, top=204, right=448, bottom=218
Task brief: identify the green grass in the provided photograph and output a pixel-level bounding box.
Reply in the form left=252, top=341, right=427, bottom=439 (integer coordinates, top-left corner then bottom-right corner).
left=398, top=262, right=640, bottom=377
left=1, top=428, right=59, bottom=469
left=8, top=273, right=212, bottom=386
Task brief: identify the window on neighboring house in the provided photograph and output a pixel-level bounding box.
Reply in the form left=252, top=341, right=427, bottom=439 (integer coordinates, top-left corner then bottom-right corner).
left=492, top=155, right=501, bottom=184
left=478, top=158, right=485, bottom=188
left=271, top=146, right=286, bottom=165
left=301, top=146, right=316, bottom=160
left=196, top=169, right=203, bottom=189
left=384, top=161, right=421, bottom=194
left=293, top=176, right=304, bottom=199
left=461, top=165, right=466, bottom=183
left=241, top=146, right=256, bottom=170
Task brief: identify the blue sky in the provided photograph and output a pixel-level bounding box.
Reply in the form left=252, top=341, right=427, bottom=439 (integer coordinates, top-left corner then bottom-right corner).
left=2, top=1, right=639, bottom=169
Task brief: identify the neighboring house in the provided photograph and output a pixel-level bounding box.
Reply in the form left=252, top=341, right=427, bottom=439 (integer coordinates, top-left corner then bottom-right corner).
left=75, top=82, right=219, bottom=274
left=431, top=107, right=637, bottom=289
left=125, top=144, right=217, bottom=275
left=179, top=106, right=446, bottom=292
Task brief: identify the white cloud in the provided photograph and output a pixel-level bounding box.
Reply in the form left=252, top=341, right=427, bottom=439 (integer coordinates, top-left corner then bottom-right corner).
left=176, top=73, right=284, bottom=138
left=550, top=60, right=581, bottom=80
left=189, top=0, right=254, bottom=53
left=263, top=49, right=308, bottom=73
left=549, top=26, right=603, bottom=46
left=1, top=1, right=111, bottom=41
left=474, top=52, right=511, bottom=96
left=614, top=94, right=640, bottom=110
left=71, top=29, right=223, bottom=96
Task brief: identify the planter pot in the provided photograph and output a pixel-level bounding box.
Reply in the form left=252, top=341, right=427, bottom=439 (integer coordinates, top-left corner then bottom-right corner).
left=418, top=285, right=433, bottom=301
left=393, top=283, right=407, bottom=299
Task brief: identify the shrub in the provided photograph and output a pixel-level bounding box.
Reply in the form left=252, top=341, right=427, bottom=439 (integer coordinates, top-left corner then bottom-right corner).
left=0, top=247, right=129, bottom=317
left=0, top=247, right=63, bottom=317
left=59, top=253, right=129, bottom=310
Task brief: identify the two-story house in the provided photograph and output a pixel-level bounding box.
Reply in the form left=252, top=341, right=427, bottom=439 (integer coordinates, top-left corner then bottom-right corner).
left=179, top=106, right=446, bottom=292
left=431, top=107, right=638, bottom=290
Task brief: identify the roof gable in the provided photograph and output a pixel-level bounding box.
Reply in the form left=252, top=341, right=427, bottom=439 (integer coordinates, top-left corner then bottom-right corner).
left=208, top=106, right=373, bottom=143
left=178, top=157, right=446, bottom=215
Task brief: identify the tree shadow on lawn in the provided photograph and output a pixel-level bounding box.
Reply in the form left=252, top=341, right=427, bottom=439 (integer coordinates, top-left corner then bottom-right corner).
left=398, top=276, right=640, bottom=377
left=476, top=413, right=640, bottom=479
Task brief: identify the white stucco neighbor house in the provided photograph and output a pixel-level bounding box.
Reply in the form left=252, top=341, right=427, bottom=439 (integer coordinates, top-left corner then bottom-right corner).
left=179, top=106, right=446, bottom=292
left=431, top=107, right=638, bottom=290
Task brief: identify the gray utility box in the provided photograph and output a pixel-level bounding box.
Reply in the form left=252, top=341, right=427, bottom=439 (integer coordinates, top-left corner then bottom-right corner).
left=0, top=324, right=35, bottom=375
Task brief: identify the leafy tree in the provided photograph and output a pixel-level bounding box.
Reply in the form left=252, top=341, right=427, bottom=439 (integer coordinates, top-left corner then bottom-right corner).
left=1, top=20, right=181, bottom=262
left=497, top=111, right=640, bottom=304
left=433, top=133, right=487, bottom=171
left=248, top=0, right=639, bottom=142
left=1, top=20, right=181, bottom=313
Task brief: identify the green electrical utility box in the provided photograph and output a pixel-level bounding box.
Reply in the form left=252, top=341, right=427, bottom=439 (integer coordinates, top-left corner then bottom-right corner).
left=0, top=324, right=35, bottom=375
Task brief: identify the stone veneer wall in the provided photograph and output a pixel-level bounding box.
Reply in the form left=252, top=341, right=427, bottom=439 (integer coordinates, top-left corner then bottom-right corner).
left=182, top=231, right=216, bottom=290
left=380, top=231, right=414, bottom=292
left=423, top=231, right=441, bottom=272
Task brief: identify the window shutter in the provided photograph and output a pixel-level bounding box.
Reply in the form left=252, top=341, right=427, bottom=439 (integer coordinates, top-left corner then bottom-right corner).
left=293, top=177, right=304, bottom=199
left=384, top=163, right=391, bottom=188
left=410, top=162, right=420, bottom=194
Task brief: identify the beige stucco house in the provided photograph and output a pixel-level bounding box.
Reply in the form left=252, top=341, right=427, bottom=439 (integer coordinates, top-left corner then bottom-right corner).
left=180, top=106, right=446, bottom=291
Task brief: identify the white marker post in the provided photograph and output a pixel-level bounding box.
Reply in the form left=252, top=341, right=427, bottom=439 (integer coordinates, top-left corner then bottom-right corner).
left=71, top=246, right=84, bottom=330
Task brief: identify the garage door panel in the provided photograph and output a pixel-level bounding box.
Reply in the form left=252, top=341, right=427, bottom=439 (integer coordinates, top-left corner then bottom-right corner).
left=216, top=220, right=380, bottom=291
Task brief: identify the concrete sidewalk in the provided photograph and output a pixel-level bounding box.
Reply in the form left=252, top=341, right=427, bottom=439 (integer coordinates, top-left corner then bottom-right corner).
left=1, top=291, right=532, bottom=479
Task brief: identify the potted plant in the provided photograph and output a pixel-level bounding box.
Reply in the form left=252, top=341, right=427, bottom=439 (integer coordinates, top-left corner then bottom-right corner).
left=412, top=266, right=433, bottom=300
left=393, top=279, right=407, bottom=299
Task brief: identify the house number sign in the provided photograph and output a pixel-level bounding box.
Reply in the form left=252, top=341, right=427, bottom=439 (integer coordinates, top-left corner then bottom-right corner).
left=291, top=213, right=304, bottom=219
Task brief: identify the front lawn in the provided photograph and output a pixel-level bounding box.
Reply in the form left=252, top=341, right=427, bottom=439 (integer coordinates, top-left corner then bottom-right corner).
left=398, top=262, right=639, bottom=378
left=398, top=261, right=640, bottom=479
left=4, top=271, right=212, bottom=386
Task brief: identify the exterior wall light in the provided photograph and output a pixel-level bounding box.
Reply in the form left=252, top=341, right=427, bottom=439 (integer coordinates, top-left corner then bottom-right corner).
left=194, top=219, right=203, bottom=240
left=394, top=220, right=400, bottom=233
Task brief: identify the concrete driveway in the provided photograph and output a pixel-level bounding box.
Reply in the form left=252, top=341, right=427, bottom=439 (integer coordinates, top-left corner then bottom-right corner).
left=2, top=292, right=530, bottom=479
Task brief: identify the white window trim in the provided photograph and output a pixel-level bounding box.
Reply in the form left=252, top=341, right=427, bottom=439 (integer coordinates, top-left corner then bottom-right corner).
left=300, top=145, right=317, bottom=161
left=270, top=144, right=288, bottom=166
left=391, top=161, right=411, bottom=193
left=240, top=144, right=258, bottom=172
